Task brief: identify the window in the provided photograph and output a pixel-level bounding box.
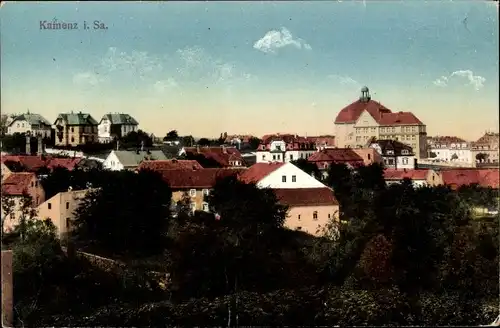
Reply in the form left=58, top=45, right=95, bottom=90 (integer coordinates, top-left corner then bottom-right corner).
left=31, top=182, right=34, bottom=187
left=66, top=202, right=70, bottom=209
left=262, top=155, right=266, bottom=160
left=368, top=154, right=371, bottom=160
left=48, top=203, right=52, bottom=210
left=189, top=189, right=196, bottom=197
left=388, top=158, right=395, bottom=165
left=273, top=155, right=276, bottom=160
left=202, top=189, right=209, bottom=196
left=277, top=155, right=281, bottom=160
left=282, top=175, right=287, bottom=182
left=328, top=213, right=331, bottom=219
left=202, top=202, right=209, bottom=212
left=298, top=214, right=301, bottom=220
left=35, top=181, right=38, bottom=187
left=71, top=127, right=74, bottom=132
left=292, top=175, right=296, bottom=182
left=402, top=158, right=408, bottom=164
left=290, top=154, right=293, bottom=161
left=71, top=137, right=75, bottom=143
left=313, top=211, right=318, bottom=220
left=402, top=149, right=409, bottom=155
left=190, top=203, right=196, bottom=212
left=66, top=218, right=70, bottom=228
left=296, top=227, right=302, bottom=231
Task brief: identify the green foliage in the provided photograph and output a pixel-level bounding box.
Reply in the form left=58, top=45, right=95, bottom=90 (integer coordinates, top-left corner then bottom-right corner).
left=40, top=166, right=107, bottom=199
left=163, top=130, right=178, bottom=141
left=71, top=170, right=172, bottom=255
left=291, top=158, right=321, bottom=178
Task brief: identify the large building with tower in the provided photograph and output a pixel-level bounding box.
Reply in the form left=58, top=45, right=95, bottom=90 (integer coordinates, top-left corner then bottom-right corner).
left=334, top=87, right=428, bottom=159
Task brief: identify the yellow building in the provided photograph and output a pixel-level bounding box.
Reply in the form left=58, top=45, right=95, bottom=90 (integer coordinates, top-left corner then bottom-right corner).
left=334, top=87, right=428, bottom=159
left=53, top=111, right=98, bottom=147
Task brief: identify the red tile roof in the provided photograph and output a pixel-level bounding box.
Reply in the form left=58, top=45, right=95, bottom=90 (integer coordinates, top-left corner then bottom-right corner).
left=334, top=99, right=423, bottom=126
left=441, top=169, right=499, bottom=189
left=159, top=168, right=246, bottom=189
left=184, top=146, right=243, bottom=167
left=137, top=159, right=203, bottom=171
left=1, top=172, right=35, bottom=196
left=428, top=136, right=467, bottom=145
left=239, top=162, right=286, bottom=184
left=273, top=187, right=338, bottom=206
left=307, top=136, right=336, bottom=147
left=308, top=148, right=364, bottom=165
left=258, top=134, right=317, bottom=151
left=46, top=158, right=82, bottom=170
left=384, top=169, right=429, bottom=180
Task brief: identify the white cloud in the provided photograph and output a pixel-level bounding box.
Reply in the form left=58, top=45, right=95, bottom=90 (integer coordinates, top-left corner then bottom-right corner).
left=72, top=71, right=103, bottom=86
left=433, top=76, right=448, bottom=87
left=253, top=27, right=312, bottom=54
left=328, top=74, right=361, bottom=86
left=99, top=47, right=164, bottom=78
left=433, top=70, right=486, bottom=91
left=154, top=78, right=178, bottom=93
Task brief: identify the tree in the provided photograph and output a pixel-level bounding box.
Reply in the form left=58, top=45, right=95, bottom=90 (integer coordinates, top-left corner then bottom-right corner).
left=71, top=170, right=172, bottom=255
left=291, top=158, right=321, bottom=178
left=197, top=138, right=211, bottom=146
left=248, top=137, right=262, bottom=150
left=429, top=151, right=437, bottom=158
left=1, top=194, right=15, bottom=234
left=180, top=135, right=194, bottom=147
left=476, top=152, right=489, bottom=162
left=451, top=153, right=458, bottom=161
left=164, top=130, right=178, bottom=141
left=120, top=130, right=153, bottom=149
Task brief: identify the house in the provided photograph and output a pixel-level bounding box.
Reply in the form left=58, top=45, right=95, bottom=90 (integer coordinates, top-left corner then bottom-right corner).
left=256, top=134, right=317, bottom=163
left=1, top=172, right=45, bottom=233
left=440, top=168, right=499, bottom=190
left=427, top=136, right=473, bottom=165
left=239, top=162, right=327, bottom=189
left=334, top=87, right=428, bottom=159
left=369, top=139, right=416, bottom=169
left=136, top=159, right=203, bottom=172
left=98, top=113, right=139, bottom=143
left=352, top=148, right=383, bottom=166
left=6, top=112, right=52, bottom=138
left=470, top=132, right=499, bottom=165
left=103, top=150, right=169, bottom=171
left=180, top=146, right=244, bottom=167
left=273, top=187, right=339, bottom=236
left=307, top=136, right=336, bottom=149
left=36, top=189, right=94, bottom=239
left=307, top=148, right=365, bottom=178
left=53, top=111, right=99, bottom=147
left=159, top=168, right=245, bottom=213
left=383, top=168, right=442, bottom=188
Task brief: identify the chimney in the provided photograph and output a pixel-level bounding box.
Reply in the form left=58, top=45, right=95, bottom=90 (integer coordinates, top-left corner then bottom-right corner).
left=116, top=140, right=120, bottom=151
left=37, top=136, right=43, bottom=156
left=25, top=135, right=31, bottom=155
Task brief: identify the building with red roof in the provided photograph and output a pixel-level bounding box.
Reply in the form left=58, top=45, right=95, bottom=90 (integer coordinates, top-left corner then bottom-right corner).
left=307, top=148, right=365, bottom=174
left=1, top=172, right=46, bottom=233
left=136, top=159, right=203, bottom=172
left=383, top=168, right=442, bottom=188
left=470, top=132, right=499, bottom=166
left=427, top=136, right=473, bottom=165
left=256, top=133, right=318, bottom=164
left=273, top=187, right=339, bottom=236
left=334, top=87, right=428, bottom=159
left=159, top=167, right=246, bottom=212
left=440, top=168, right=499, bottom=190
left=181, top=145, right=244, bottom=168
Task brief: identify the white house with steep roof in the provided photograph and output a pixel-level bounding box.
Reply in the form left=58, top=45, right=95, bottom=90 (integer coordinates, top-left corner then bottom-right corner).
left=7, top=112, right=52, bottom=137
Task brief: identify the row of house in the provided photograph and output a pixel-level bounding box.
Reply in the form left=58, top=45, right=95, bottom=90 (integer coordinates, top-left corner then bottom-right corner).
left=5, top=111, right=139, bottom=147
left=427, top=132, right=499, bottom=166
left=2, top=154, right=498, bottom=240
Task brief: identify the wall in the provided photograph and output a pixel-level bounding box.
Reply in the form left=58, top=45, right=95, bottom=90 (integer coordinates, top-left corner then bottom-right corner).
left=352, top=148, right=383, bottom=166
left=334, top=123, right=354, bottom=148
left=257, top=163, right=326, bottom=189
left=103, top=151, right=125, bottom=171
left=172, top=189, right=211, bottom=212
left=284, top=205, right=339, bottom=236
left=426, top=170, right=443, bottom=186
left=36, top=189, right=91, bottom=239
left=55, top=123, right=98, bottom=147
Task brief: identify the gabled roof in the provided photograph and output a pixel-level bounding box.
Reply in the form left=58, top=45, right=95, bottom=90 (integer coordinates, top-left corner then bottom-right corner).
left=8, top=113, right=51, bottom=127
left=137, top=159, right=203, bottom=171
left=1, top=172, right=36, bottom=196
left=183, top=146, right=243, bottom=167
left=273, top=187, right=338, bottom=206
left=160, top=168, right=245, bottom=189
left=112, top=150, right=169, bottom=168
left=100, top=113, right=139, bottom=125
left=239, top=162, right=286, bottom=184
left=384, top=169, right=429, bottom=180
left=1, top=155, right=47, bottom=172
left=440, top=169, right=499, bottom=189
left=308, top=148, right=364, bottom=163
left=54, top=112, right=98, bottom=126
left=46, top=158, right=82, bottom=170
left=370, top=139, right=414, bottom=156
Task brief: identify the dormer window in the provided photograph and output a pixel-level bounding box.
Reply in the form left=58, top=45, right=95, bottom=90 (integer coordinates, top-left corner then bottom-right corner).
left=386, top=150, right=394, bottom=155
left=401, top=149, right=409, bottom=155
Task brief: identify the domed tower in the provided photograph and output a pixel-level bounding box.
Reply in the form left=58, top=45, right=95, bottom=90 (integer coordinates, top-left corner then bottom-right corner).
left=359, top=86, right=371, bottom=102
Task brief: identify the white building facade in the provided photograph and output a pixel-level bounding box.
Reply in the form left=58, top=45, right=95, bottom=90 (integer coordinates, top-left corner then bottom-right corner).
left=98, top=113, right=139, bottom=143
left=6, top=113, right=52, bottom=138
left=255, top=162, right=327, bottom=189
left=256, top=135, right=317, bottom=164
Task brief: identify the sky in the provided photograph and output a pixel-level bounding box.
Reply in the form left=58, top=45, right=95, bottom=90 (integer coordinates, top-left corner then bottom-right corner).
left=1, top=1, right=498, bottom=140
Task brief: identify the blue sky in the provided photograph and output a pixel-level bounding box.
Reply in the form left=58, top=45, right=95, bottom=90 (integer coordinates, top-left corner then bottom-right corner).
left=1, top=1, right=498, bottom=139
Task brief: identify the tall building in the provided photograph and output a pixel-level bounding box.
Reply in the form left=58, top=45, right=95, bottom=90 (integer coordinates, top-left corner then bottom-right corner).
left=334, top=87, right=428, bottom=159
left=53, top=111, right=98, bottom=147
